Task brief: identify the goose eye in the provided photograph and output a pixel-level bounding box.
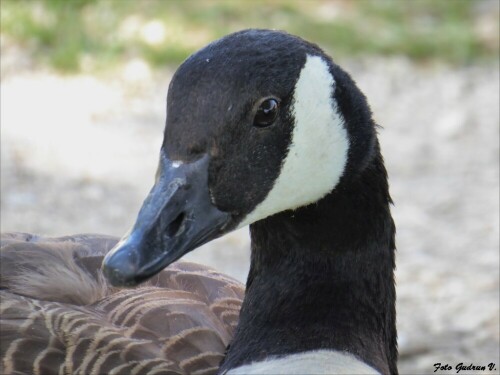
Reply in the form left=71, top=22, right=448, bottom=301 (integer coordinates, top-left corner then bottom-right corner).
left=253, top=98, right=279, bottom=127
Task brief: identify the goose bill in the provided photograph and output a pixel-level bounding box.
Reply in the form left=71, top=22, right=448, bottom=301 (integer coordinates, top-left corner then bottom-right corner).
left=102, top=153, right=230, bottom=287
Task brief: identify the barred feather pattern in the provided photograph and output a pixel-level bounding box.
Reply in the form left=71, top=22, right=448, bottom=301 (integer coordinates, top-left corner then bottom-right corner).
left=0, top=233, right=244, bottom=375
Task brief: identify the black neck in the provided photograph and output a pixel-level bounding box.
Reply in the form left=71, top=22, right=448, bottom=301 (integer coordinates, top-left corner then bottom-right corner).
left=220, top=149, right=398, bottom=375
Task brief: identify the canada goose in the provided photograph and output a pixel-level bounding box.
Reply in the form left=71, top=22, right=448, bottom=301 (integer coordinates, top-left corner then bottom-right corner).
left=1, top=29, right=397, bottom=374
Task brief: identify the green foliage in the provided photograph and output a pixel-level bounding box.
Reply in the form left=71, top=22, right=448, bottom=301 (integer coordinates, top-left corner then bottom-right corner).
left=1, top=0, right=498, bottom=72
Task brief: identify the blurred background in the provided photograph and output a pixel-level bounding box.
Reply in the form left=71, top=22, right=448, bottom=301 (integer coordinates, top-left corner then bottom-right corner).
left=1, top=1, right=499, bottom=373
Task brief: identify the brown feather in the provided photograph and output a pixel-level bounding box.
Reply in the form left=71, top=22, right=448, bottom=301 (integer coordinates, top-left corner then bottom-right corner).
left=0, top=233, right=244, bottom=375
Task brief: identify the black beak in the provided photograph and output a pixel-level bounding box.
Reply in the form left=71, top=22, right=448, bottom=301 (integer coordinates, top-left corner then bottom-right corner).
left=102, top=153, right=230, bottom=287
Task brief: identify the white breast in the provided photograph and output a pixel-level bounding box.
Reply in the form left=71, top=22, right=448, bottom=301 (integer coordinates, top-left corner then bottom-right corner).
left=226, top=350, right=380, bottom=375
left=239, top=54, right=349, bottom=227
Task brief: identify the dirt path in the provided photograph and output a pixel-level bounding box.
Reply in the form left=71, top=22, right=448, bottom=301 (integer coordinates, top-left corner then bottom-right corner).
left=1, top=58, right=498, bottom=374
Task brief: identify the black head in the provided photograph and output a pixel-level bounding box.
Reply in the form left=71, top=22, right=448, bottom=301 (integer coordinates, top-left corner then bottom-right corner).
left=102, top=29, right=377, bottom=286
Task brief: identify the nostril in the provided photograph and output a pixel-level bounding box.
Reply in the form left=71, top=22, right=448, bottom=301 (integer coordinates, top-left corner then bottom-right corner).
left=166, top=212, right=186, bottom=237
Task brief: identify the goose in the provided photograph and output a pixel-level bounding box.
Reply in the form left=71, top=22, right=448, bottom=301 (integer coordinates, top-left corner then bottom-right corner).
left=1, top=29, right=397, bottom=374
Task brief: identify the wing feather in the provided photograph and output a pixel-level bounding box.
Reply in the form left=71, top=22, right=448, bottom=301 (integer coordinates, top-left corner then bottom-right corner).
left=0, top=233, right=244, bottom=375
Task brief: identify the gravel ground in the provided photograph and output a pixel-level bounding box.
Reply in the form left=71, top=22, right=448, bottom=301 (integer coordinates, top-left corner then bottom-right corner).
left=1, top=55, right=499, bottom=374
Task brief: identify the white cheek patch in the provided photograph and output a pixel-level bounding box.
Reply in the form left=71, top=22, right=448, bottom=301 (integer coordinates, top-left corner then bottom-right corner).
left=239, top=55, right=349, bottom=227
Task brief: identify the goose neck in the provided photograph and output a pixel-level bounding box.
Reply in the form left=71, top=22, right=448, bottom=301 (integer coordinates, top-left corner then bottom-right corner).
left=222, top=152, right=398, bottom=374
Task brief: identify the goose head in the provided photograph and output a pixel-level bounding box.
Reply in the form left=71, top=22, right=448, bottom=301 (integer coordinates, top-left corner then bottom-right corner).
left=103, top=29, right=376, bottom=287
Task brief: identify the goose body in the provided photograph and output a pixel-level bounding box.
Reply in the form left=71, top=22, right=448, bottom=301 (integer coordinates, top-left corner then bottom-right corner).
left=1, top=29, right=397, bottom=374
left=1, top=233, right=243, bottom=375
